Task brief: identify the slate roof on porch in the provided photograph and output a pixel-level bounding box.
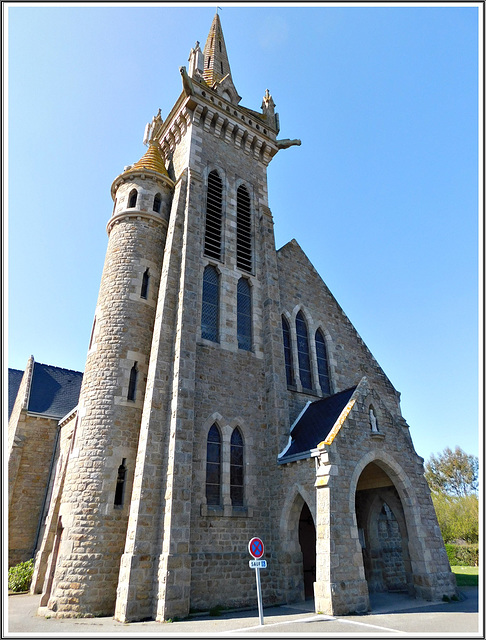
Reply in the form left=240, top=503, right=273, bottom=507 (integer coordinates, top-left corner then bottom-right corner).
left=278, top=386, right=357, bottom=464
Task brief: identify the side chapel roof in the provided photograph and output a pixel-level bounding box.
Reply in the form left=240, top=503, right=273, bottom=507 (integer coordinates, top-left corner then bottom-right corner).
left=8, top=368, right=23, bottom=418
left=8, top=361, right=83, bottom=420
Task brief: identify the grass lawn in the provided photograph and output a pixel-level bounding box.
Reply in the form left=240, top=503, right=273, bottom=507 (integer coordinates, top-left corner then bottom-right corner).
left=451, top=566, right=479, bottom=587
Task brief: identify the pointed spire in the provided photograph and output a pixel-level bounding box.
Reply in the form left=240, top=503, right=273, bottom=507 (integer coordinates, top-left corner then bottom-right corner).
left=202, top=12, right=232, bottom=87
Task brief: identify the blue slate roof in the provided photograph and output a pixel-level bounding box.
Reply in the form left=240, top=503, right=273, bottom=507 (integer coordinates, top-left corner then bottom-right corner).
left=27, top=362, right=83, bottom=418
left=279, top=386, right=357, bottom=463
left=8, top=368, right=24, bottom=418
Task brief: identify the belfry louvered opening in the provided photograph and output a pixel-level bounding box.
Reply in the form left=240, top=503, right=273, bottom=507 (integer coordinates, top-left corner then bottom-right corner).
left=204, top=171, right=223, bottom=261
left=236, top=185, right=252, bottom=272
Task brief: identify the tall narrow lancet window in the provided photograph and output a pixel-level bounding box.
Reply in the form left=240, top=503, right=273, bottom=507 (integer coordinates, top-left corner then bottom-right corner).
left=201, top=265, right=219, bottom=342
left=236, top=185, right=252, bottom=272
left=114, top=459, right=127, bottom=507
left=128, top=189, right=138, bottom=208
left=153, top=193, right=161, bottom=213
left=282, top=316, right=294, bottom=386
left=206, top=425, right=221, bottom=505
left=237, top=278, right=252, bottom=351
left=141, top=268, right=150, bottom=299
left=127, top=362, right=138, bottom=401
left=204, top=170, right=223, bottom=260
left=315, top=329, right=331, bottom=394
left=296, top=312, right=312, bottom=390
left=230, top=428, right=244, bottom=506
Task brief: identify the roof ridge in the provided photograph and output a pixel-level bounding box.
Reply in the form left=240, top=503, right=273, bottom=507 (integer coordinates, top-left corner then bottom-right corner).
left=34, top=362, right=83, bottom=375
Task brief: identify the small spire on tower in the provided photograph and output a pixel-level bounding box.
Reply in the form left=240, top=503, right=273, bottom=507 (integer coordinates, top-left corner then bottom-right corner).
left=203, top=13, right=232, bottom=88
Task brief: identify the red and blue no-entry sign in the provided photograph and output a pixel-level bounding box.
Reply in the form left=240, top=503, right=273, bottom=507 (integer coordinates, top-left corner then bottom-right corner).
left=248, top=537, right=264, bottom=559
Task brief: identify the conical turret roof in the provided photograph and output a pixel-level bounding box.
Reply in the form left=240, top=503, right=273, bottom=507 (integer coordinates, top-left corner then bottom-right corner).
left=127, top=142, right=169, bottom=178
left=202, top=13, right=233, bottom=87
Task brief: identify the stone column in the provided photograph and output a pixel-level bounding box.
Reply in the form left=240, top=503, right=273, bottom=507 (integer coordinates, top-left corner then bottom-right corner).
left=314, top=445, right=369, bottom=615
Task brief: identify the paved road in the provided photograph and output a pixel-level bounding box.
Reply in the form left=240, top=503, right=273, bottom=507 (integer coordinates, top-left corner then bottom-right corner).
left=6, top=587, right=481, bottom=637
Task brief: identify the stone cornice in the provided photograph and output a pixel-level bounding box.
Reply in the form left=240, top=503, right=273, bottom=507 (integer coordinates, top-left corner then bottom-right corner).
left=111, top=168, right=174, bottom=200
left=158, top=84, right=279, bottom=167
left=106, top=210, right=169, bottom=235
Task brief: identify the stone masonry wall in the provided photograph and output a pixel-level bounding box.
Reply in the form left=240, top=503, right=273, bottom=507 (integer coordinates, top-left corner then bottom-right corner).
left=8, top=413, right=59, bottom=566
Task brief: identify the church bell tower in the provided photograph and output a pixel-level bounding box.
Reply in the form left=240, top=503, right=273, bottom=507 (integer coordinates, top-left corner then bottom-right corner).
left=42, top=13, right=299, bottom=621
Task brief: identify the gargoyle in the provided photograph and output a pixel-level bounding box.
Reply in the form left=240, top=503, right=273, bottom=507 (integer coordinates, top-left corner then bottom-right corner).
left=276, top=139, right=301, bottom=150
left=179, top=66, right=194, bottom=96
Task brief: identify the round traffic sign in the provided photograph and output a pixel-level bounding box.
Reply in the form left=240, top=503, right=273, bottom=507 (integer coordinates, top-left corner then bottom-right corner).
left=248, top=537, right=264, bottom=559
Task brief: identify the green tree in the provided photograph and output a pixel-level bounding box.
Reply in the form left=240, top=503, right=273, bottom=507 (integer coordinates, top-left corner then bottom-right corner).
left=431, top=492, right=479, bottom=543
left=425, top=446, right=478, bottom=497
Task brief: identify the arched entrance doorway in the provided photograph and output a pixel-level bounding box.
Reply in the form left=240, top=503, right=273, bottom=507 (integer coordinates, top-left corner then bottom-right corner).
left=298, top=503, right=316, bottom=599
left=355, top=462, right=413, bottom=597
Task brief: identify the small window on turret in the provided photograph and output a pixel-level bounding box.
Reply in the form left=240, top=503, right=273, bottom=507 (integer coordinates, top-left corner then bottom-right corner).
left=141, top=269, right=150, bottom=299
left=114, top=459, right=127, bottom=507
left=153, top=193, right=161, bottom=213
left=207, top=56, right=211, bottom=69
left=127, top=362, right=138, bottom=401
left=219, top=40, right=222, bottom=52
left=128, top=189, right=138, bottom=208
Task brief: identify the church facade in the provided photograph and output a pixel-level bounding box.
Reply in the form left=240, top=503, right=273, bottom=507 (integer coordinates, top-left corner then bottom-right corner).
left=8, top=14, right=456, bottom=622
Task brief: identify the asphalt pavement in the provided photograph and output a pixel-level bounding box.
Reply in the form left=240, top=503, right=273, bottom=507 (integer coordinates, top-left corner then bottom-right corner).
left=5, top=587, right=481, bottom=637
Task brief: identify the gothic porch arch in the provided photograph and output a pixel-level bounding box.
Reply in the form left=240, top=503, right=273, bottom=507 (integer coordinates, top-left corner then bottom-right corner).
left=349, top=451, right=422, bottom=598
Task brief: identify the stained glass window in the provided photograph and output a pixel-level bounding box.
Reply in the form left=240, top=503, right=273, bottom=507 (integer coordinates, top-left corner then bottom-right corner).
left=201, top=265, right=219, bottom=342
left=237, top=278, right=252, bottom=351
left=230, top=428, right=244, bottom=506
left=282, top=316, right=294, bottom=386
left=296, top=312, right=312, bottom=390
left=206, top=425, right=221, bottom=505
left=315, top=329, right=331, bottom=394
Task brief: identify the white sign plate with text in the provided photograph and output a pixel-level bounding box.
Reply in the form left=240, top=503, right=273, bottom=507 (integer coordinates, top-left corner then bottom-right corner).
left=249, top=559, right=267, bottom=569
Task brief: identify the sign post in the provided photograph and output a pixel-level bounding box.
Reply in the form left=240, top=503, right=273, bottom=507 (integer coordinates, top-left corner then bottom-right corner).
left=248, top=537, right=265, bottom=625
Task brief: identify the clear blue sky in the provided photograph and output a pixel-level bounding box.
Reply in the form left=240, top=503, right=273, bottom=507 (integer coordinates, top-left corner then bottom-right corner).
left=5, top=3, right=480, bottom=462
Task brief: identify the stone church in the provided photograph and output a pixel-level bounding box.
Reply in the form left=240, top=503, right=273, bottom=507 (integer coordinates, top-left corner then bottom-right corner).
left=8, top=13, right=456, bottom=622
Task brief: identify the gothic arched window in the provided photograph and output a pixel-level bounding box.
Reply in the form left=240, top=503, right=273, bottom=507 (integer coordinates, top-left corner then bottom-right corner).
left=127, top=362, right=138, bottom=401
left=282, top=316, right=294, bottom=386
left=237, top=278, right=252, bottom=351
left=236, top=184, right=252, bottom=272
left=141, top=268, right=150, bottom=299
left=114, top=459, right=127, bottom=507
left=128, top=189, right=138, bottom=208
left=201, top=265, right=219, bottom=342
left=153, top=193, right=161, bottom=213
left=230, top=428, right=244, bottom=506
left=296, top=311, right=312, bottom=390
left=204, top=170, right=223, bottom=261
left=315, top=329, right=331, bottom=395
left=206, top=424, right=221, bottom=505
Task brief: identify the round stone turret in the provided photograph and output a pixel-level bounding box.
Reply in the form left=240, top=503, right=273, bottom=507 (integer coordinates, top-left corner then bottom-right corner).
left=44, top=143, right=174, bottom=617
